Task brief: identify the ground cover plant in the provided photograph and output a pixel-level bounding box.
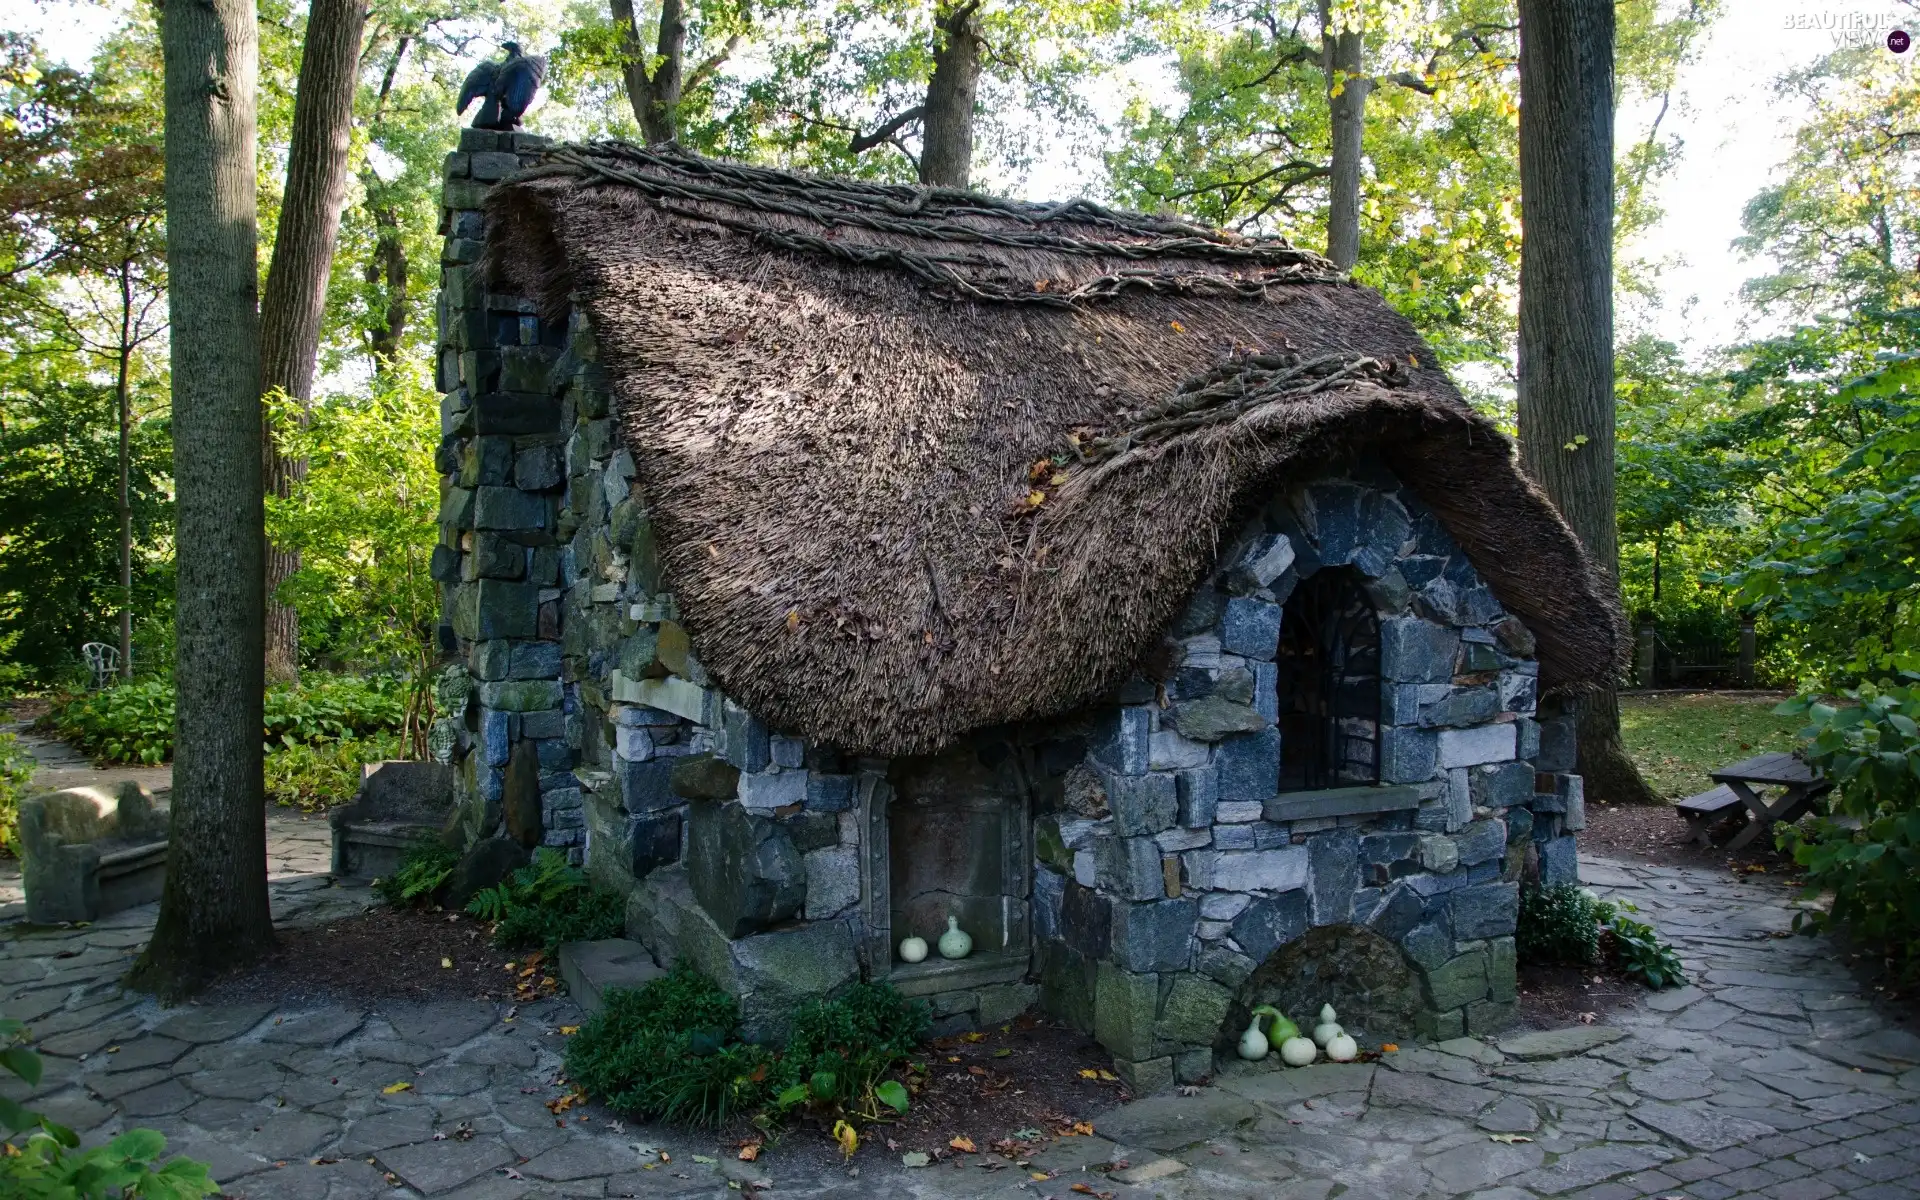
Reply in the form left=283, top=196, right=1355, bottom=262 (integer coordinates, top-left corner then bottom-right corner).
left=1617, top=692, right=1801, bottom=800
left=263, top=731, right=401, bottom=812
left=41, top=672, right=406, bottom=765
left=1518, top=883, right=1686, bottom=990
left=0, top=730, right=34, bottom=854
left=1, top=1019, right=217, bottom=1198
left=1777, top=682, right=1920, bottom=983
left=374, top=837, right=460, bottom=908
left=465, top=847, right=623, bottom=951
left=564, top=966, right=928, bottom=1134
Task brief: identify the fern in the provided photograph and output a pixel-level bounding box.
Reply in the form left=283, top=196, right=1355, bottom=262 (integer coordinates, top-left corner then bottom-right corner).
left=464, top=848, right=622, bottom=951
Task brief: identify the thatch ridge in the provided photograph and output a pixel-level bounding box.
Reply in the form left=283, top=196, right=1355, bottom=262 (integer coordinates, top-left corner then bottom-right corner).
left=485, top=141, right=1625, bottom=756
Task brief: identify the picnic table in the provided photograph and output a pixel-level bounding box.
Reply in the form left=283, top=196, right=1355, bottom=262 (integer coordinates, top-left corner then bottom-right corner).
left=1677, top=751, right=1830, bottom=851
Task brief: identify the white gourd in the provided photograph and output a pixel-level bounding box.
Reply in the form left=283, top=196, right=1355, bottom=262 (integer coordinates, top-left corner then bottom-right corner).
left=1237, top=1014, right=1271, bottom=1061
left=1279, top=1036, right=1318, bottom=1067
left=1312, top=1003, right=1343, bottom=1047
left=1325, top=1033, right=1358, bottom=1063
left=897, top=936, right=928, bottom=963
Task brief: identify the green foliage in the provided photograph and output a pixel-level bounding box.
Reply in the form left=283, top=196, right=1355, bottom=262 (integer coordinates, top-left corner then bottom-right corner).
left=1516, top=883, right=1603, bottom=966
left=465, top=848, right=624, bottom=951
left=43, top=674, right=407, bottom=765
left=564, top=964, right=773, bottom=1127
left=0, top=731, right=34, bottom=855
left=263, top=732, right=402, bottom=812
left=1517, top=884, right=1685, bottom=990
left=770, top=983, right=929, bottom=1118
left=1, top=1019, right=217, bottom=1198
left=1777, top=683, right=1920, bottom=982
left=566, top=967, right=927, bottom=1131
left=375, top=837, right=460, bottom=907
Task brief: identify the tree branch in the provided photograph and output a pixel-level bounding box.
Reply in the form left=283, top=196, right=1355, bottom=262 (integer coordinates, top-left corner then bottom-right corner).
left=850, top=105, right=926, bottom=153
left=684, top=35, right=742, bottom=95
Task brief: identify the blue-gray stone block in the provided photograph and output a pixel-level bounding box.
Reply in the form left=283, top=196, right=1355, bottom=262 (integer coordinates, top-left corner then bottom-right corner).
left=1091, top=706, right=1151, bottom=776
left=805, top=774, right=854, bottom=813
left=1536, top=714, right=1577, bottom=773
left=1453, top=818, right=1507, bottom=867
left=1213, top=824, right=1256, bottom=849
left=535, top=738, right=571, bottom=771
left=482, top=708, right=511, bottom=767
left=474, top=485, right=549, bottom=531
left=1380, top=726, right=1437, bottom=783
left=1230, top=890, right=1309, bottom=962
left=1098, top=835, right=1165, bottom=902
left=1401, top=921, right=1452, bottom=971
left=1222, top=597, right=1284, bottom=660
left=1308, top=830, right=1359, bottom=925
left=479, top=765, right=504, bottom=805
left=1251, top=661, right=1279, bottom=722
left=1111, top=898, right=1198, bottom=972
left=1063, top=881, right=1113, bottom=959
left=1538, top=835, right=1579, bottom=888
left=1368, top=885, right=1425, bottom=943
left=1306, top=482, right=1363, bottom=564
left=1109, top=772, right=1178, bottom=836
left=617, top=758, right=676, bottom=814
left=1471, top=761, right=1534, bottom=809
left=1176, top=768, right=1218, bottom=828
left=1215, top=728, right=1279, bottom=802
left=520, top=709, right=564, bottom=740
left=614, top=705, right=681, bottom=727
left=1033, top=866, right=1065, bottom=943
left=510, top=641, right=563, bottom=680
left=1382, top=618, right=1460, bottom=684
left=723, top=706, right=770, bottom=773
left=1515, top=717, right=1540, bottom=761
left=1451, top=882, right=1519, bottom=939
left=769, top=735, right=805, bottom=769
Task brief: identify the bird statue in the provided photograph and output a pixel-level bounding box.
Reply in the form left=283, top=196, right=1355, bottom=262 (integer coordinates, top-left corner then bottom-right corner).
left=457, top=42, right=546, bottom=131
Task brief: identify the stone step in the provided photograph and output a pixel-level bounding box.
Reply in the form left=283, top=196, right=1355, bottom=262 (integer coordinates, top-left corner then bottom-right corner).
left=557, top=938, right=666, bottom=1016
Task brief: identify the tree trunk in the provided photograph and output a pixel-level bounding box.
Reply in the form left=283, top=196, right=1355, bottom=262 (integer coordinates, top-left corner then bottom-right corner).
left=919, top=2, right=983, bottom=189
left=129, top=0, right=274, bottom=998
left=612, top=0, right=685, bottom=144
left=364, top=201, right=408, bottom=364
left=1320, top=1, right=1369, bottom=271
left=1515, top=0, right=1657, bottom=806
left=115, top=259, right=135, bottom=681
left=260, top=0, right=366, bottom=684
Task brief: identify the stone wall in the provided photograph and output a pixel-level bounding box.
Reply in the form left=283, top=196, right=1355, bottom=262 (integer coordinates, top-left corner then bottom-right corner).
left=433, top=142, right=1584, bottom=1070
left=1024, top=469, right=1585, bottom=1094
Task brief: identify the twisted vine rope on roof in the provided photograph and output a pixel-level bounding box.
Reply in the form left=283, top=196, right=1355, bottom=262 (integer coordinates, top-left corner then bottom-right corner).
left=1073, top=353, right=1408, bottom=463
left=506, top=141, right=1349, bottom=302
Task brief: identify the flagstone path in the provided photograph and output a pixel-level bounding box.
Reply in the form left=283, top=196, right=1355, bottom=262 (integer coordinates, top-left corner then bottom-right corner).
left=5, top=829, right=1920, bottom=1198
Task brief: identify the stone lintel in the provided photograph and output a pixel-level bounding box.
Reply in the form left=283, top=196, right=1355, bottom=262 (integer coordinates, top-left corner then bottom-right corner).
left=1262, top=784, right=1420, bottom=823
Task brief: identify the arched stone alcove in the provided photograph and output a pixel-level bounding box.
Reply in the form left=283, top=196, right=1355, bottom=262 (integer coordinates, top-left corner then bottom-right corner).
left=1217, top=924, right=1425, bottom=1056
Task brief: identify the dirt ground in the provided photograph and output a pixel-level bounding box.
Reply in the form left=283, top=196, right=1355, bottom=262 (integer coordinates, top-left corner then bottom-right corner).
left=200, top=905, right=552, bottom=1007
left=1578, top=796, right=1802, bottom=874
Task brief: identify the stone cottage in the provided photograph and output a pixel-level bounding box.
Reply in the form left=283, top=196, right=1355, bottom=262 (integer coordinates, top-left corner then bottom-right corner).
left=428, top=136, right=1624, bottom=1091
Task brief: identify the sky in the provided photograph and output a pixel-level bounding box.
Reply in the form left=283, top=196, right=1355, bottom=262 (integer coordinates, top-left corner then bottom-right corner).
left=9, top=0, right=1891, bottom=363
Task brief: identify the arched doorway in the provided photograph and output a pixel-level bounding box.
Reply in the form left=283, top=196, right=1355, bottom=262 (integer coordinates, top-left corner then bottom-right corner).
left=1275, top=567, right=1382, bottom=791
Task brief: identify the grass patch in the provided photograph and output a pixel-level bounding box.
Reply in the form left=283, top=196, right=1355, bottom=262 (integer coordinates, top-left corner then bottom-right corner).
left=1619, top=691, right=1802, bottom=801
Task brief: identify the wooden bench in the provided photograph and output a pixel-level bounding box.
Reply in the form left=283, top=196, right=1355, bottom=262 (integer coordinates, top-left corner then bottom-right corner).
left=1677, top=784, right=1745, bottom=847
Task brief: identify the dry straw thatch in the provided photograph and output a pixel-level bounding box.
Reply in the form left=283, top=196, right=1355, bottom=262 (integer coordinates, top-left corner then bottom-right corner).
left=486, top=143, right=1625, bottom=757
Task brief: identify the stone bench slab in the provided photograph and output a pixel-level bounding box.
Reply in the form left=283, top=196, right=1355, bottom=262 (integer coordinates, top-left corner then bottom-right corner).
left=557, top=938, right=666, bottom=1016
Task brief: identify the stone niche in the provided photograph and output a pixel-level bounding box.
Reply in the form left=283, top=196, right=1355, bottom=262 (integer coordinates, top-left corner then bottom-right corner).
left=1216, top=925, right=1424, bottom=1058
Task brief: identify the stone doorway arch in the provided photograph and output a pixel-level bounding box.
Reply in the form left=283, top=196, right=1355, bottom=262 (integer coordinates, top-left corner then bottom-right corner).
left=1216, top=924, right=1426, bottom=1056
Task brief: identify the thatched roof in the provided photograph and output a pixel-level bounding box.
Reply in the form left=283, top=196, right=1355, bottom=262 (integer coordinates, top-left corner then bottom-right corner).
left=486, top=143, right=1625, bottom=757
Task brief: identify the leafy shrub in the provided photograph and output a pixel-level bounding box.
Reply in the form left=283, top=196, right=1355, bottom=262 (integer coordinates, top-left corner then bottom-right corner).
left=565, top=964, right=772, bottom=1126
left=264, top=732, right=401, bottom=812
left=44, top=673, right=406, bottom=764
left=1518, top=883, right=1685, bottom=989
left=771, top=983, right=928, bottom=1118
left=0, top=731, right=35, bottom=855
left=1777, top=683, right=1920, bottom=980
left=466, top=848, right=624, bottom=951
left=566, top=967, right=927, bottom=1130
left=2, top=1018, right=218, bottom=1198
left=375, top=838, right=459, bottom=908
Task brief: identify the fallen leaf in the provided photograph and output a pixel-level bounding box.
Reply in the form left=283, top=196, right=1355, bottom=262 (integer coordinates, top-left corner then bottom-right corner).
left=993, top=1049, right=1012, bottom=1058
left=786, top=609, right=801, bottom=632
left=1068, top=1121, right=1095, bottom=1136
left=1097, top=1070, right=1119, bottom=1082
left=1026, top=490, right=1046, bottom=507
left=503, top=1168, right=524, bottom=1180
left=559, top=1026, right=579, bottom=1036
left=440, top=957, right=453, bottom=969
left=1032, top=1171, right=1052, bottom=1180
left=1078, top=1069, right=1100, bottom=1080
left=834, top=1120, right=859, bottom=1160
left=692, top=1154, right=718, bottom=1164
left=382, top=1082, right=412, bottom=1095
left=738, top=1144, right=760, bottom=1161
left=950, top=1136, right=976, bottom=1154
left=968, top=1066, right=988, bottom=1077
left=1489, top=1134, right=1533, bottom=1144
left=903, top=1151, right=932, bottom=1168
left=1169, top=320, right=1185, bottom=333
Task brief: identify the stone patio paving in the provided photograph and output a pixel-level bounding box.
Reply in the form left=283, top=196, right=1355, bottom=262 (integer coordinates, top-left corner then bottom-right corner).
left=5, top=830, right=1920, bottom=1198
